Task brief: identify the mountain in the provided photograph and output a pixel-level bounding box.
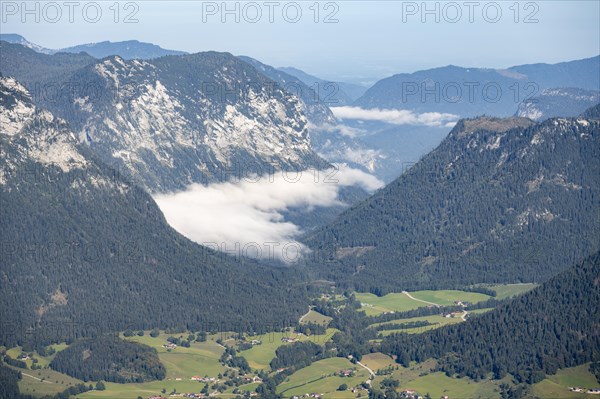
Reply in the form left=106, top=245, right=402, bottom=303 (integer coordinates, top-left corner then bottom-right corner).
left=355, top=56, right=600, bottom=117
left=380, top=251, right=600, bottom=383
left=0, top=76, right=310, bottom=347
left=57, top=40, right=187, bottom=60
left=0, top=33, right=53, bottom=54
left=0, top=34, right=186, bottom=59
left=238, top=56, right=336, bottom=125
left=303, top=111, right=600, bottom=291
left=278, top=66, right=368, bottom=104
left=0, top=41, right=96, bottom=87
left=516, top=87, right=600, bottom=121
left=0, top=43, right=329, bottom=192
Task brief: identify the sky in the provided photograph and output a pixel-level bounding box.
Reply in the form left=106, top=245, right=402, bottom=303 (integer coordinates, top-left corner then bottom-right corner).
left=2, top=1, right=599, bottom=83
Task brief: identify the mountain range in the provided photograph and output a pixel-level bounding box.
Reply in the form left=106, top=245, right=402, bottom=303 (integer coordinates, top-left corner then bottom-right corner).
left=0, top=41, right=329, bottom=193
left=0, top=34, right=186, bottom=60
left=354, top=56, right=600, bottom=117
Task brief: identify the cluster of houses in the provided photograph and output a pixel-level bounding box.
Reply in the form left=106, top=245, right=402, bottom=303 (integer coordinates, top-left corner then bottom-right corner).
left=570, top=387, right=600, bottom=394
left=163, top=343, right=177, bottom=350
left=290, top=393, right=322, bottom=399
left=454, top=301, right=470, bottom=307
left=443, top=311, right=464, bottom=318
left=399, top=390, right=448, bottom=399
left=191, top=376, right=217, bottom=382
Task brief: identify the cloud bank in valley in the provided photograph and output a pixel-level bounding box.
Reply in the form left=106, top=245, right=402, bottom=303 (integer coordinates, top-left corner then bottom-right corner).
left=330, top=106, right=458, bottom=127
left=154, top=166, right=383, bottom=263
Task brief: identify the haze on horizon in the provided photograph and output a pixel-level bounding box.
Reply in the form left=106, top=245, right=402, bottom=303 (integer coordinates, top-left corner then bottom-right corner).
left=1, top=0, right=598, bottom=83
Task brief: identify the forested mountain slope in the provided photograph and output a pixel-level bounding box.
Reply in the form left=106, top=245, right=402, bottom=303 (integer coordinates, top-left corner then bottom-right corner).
left=0, top=77, right=309, bottom=348
left=304, top=110, right=600, bottom=291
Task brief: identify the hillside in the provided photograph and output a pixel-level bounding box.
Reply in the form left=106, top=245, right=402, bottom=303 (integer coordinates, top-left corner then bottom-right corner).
left=379, top=251, right=600, bottom=383
left=0, top=77, right=309, bottom=348
left=303, top=110, right=600, bottom=291
left=516, top=87, right=600, bottom=121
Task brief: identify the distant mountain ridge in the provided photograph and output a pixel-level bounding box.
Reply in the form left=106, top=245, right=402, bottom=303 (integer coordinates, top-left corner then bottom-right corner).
left=355, top=56, right=600, bottom=117
left=0, top=34, right=186, bottom=60
left=278, top=66, right=368, bottom=105
left=58, top=39, right=187, bottom=60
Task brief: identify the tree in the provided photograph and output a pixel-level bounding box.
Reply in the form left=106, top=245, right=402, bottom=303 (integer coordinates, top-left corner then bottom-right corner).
left=150, top=329, right=160, bottom=338
left=95, top=381, right=105, bottom=391
left=337, top=383, right=348, bottom=391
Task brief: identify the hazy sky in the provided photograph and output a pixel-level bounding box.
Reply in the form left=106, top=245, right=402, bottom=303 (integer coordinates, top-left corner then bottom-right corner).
left=2, top=1, right=599, bottom=82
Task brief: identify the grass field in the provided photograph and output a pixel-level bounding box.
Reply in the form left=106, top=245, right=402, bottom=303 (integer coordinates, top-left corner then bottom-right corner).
left=356, top=290, right=492, bottom=317
left=532, top=364, right=599, bottom=398
left=6, top=343, right=68, bottom=369
left=376, top=315, right=465, bottom=336
left=276, top=357, right=370, bottom=398
left=301, top=310, right=333, bottom=325
left=360, top=353, right=395, bottom=371
left=488, top=283, right=538, bottom=300
left=408, top=290, right=491, bottom=306
left=12, top=366, right=84, bottom=397
left=122, top=331, right=227, bottom=379
left=355, top=293, right=429, bottom=316
left=398, top=371, right=505, bottom=399
left=241, top=329, right=337, bottom=370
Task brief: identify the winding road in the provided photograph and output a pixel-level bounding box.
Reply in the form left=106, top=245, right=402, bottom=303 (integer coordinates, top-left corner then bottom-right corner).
left=402, top=291, right=440, bottom=307
left=357, top=360, right=375, bottom=378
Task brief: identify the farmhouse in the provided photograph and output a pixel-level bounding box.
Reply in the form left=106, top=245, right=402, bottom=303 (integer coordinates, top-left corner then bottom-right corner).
left=339, top=369, right=354, bottom=377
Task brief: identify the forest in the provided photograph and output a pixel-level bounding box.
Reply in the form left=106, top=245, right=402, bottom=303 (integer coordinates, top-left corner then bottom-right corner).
left=378, top=252, right=600, bottom=383
left=49, top=336, right=166, bottom=383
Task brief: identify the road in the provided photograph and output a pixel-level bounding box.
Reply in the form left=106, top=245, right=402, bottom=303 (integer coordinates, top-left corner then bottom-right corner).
left=298, top=307, right=313, bottom=323
left=356, top=360, right=375, bottom=378
left=21, top=372, right=54, bottom=384
left=402, top=291, right=440, bottom=307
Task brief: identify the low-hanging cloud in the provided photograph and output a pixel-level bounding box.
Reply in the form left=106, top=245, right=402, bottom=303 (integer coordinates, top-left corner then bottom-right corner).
left=331, top=106, right=459, bottom=127
left=154, top=165, right=383, bottom=263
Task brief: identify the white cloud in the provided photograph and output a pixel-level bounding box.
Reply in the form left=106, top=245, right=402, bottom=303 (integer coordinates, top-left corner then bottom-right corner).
left=154, top=166, right=383, bottom=263
left=308, top=122, right=367, bottom=138
left=330, top=106, right=459, bottom=127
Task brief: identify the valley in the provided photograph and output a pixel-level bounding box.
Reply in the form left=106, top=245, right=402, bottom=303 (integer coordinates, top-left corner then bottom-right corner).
left=1, top=9, right=599, bottom=399
left=6, top=284, right=596, bottom=399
